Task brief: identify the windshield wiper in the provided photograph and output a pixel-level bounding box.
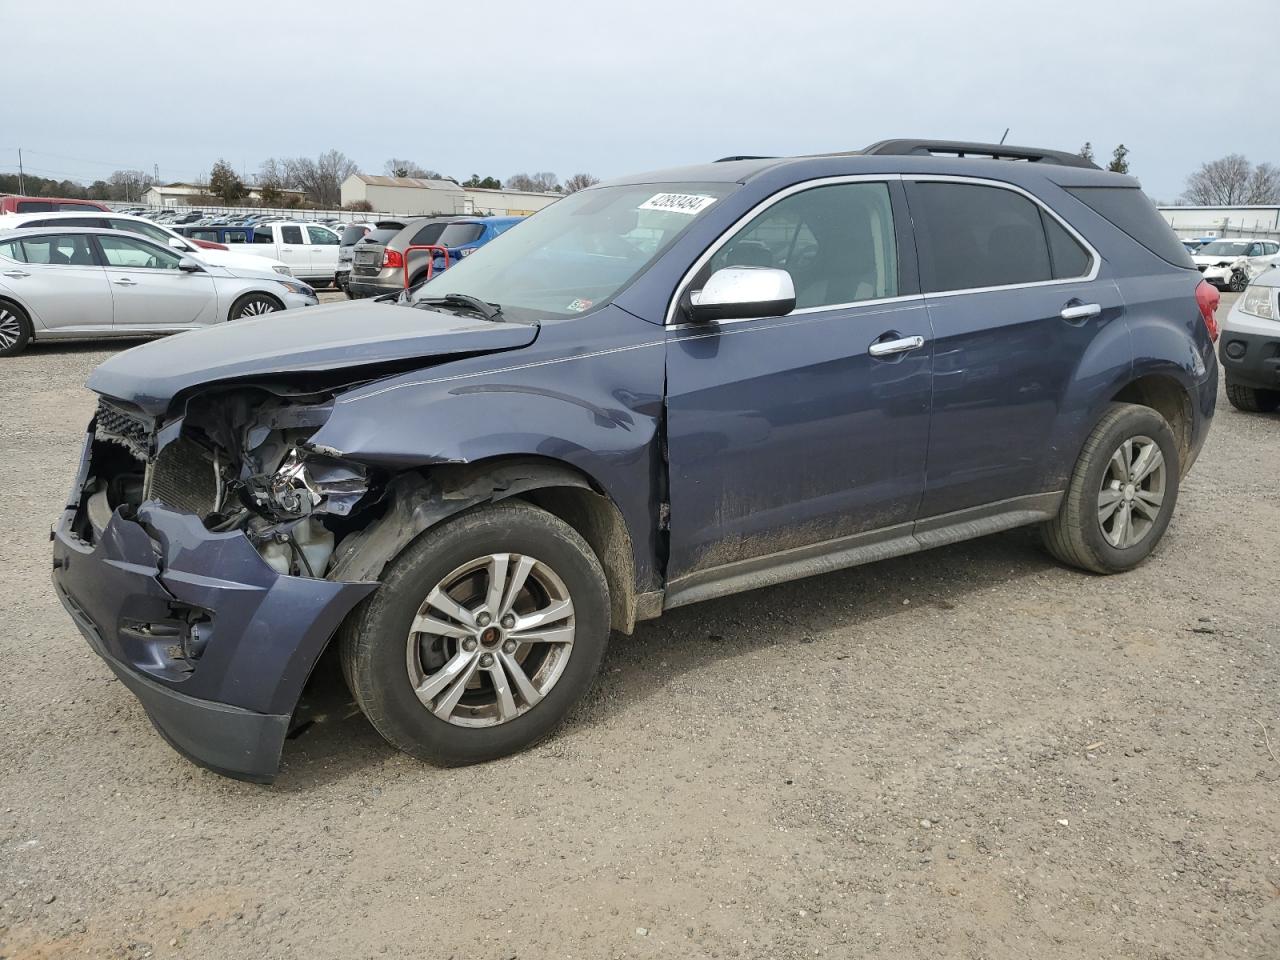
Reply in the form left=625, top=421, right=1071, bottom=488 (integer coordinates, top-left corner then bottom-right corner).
left=413, top=293, right=503, bottom=321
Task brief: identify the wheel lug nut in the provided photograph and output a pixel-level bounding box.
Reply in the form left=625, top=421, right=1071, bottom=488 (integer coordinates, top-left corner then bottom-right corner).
left=500, top=614, right=516, bottom=629
left=502, top=640, right=517, bottom=654
left=462, top=638, right=477, bottom=652
left=476, top=612, right=492, bottom=627
left=479, top=653, right=494, bottom=667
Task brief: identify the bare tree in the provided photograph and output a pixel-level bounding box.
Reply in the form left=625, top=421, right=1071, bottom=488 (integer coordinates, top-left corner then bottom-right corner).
left=507, top=171, right=560, bottom=193
left=562, top=173, right=600, bottom=194
left=285, top=149, right=358, bottom=207
left=106, top=169, right=155, bottom=203
left=1179, top=154, right=1280, bottom=205
left=384, top=158, right=443, bottom=179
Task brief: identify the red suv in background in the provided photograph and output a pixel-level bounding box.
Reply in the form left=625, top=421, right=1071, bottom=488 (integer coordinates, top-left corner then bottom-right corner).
left=0, top=195, right=110, bottom=214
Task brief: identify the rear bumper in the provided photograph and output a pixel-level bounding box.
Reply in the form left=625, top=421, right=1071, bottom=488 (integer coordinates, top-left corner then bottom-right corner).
left=1219, top=327, right=1280, bottom=391
left=347, top=274, right=400, bottom=299
left=52, top=436, right=377, bottom=782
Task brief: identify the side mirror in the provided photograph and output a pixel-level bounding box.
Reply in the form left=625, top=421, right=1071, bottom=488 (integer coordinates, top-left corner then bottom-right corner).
left=688, top=267, right=796, bottom=323
left=177, top=257, right=203, bottom=273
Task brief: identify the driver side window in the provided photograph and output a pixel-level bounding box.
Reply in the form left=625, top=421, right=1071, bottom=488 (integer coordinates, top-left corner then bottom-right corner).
left=708, top=182, right=899, bottom=308
left=97, top=234, right=182, bottom=270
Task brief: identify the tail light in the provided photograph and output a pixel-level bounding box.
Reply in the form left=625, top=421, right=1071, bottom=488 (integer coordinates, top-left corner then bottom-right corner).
left=382, top=249, right=403, bottom=269
left=1195, top=279, right=1220, bottom=341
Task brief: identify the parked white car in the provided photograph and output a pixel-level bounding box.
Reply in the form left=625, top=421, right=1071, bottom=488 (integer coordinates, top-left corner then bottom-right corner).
left=0, top=211, right=295, bottom=279
left=0, top=227, right=317, bottom=357
left=1193, top=238, right=1280, bottom=292
left=243, top=221, right=341, bottom=286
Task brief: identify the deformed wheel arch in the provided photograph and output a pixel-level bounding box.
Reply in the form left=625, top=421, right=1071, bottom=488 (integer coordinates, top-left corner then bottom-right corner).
left=327, top=456, right=641, bottom=633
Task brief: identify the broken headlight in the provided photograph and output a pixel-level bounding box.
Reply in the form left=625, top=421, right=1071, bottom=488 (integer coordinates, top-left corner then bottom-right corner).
left=240, top=448, right=371, bottom=522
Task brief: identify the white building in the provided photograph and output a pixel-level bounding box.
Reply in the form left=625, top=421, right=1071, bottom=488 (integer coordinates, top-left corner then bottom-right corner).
left=142, top=182, right=308, bottom=208
left=340, top=174, right=562, bottom=217
left=1159, top=205, right=1280, bottom=239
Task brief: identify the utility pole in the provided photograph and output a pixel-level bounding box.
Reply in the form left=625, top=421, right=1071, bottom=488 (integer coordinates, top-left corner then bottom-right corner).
left=17, top=148, right=26, bottom=194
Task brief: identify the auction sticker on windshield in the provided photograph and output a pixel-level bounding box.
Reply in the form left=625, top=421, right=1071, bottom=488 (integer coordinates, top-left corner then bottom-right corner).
left=638, top=193, right=718, bottom=215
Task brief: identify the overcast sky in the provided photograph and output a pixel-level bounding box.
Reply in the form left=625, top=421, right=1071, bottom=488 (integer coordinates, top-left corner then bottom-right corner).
left=3, top=0, right=1273, bottom=202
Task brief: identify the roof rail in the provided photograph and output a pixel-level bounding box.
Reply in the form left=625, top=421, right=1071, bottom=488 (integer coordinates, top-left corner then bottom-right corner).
left=861, top=139, right=1100, bottom=170
left=714, top=155, right=776, bottom=162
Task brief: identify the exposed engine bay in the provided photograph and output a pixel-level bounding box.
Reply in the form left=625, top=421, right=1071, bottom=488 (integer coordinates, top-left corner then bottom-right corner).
left=84, top=388, right=376, bottom=579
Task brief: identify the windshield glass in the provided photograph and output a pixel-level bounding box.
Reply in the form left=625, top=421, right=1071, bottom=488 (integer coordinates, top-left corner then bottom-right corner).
left=410, top=182, right=736, bottom=318
left=1200, top=240, right=1250, bottom=256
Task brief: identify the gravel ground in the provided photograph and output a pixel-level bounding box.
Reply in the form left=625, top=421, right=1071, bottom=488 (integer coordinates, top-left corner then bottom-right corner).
left=1, top=292, right=1277, bottom=959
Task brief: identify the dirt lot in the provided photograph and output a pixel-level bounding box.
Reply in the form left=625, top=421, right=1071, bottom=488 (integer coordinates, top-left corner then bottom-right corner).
left=1, top=292, right=1277, bottom=960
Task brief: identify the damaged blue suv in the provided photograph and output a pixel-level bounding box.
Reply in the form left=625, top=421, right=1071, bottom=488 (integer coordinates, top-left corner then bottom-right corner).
left=52, top=140, right=1220, bottom=782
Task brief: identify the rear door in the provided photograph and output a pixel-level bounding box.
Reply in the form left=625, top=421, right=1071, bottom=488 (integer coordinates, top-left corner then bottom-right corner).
left=93, top=233, right=216, bottom=329
left=0, top=233, right=112, bottom=332
left=275, top=224, right=311, bottom=275
left=306, top=224, right=340, bottom=277
left=904, top=177, right=1125, bottom=518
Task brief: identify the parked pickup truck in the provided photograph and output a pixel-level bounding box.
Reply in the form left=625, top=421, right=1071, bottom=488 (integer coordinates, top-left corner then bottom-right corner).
left=243, top=222, right=341, bottom=286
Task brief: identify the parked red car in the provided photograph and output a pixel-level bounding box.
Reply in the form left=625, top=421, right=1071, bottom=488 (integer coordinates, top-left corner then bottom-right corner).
left=0, top=195, right=110, bottom=214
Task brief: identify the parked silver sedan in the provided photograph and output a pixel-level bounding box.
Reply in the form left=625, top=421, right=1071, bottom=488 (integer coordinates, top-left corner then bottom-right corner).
left=0, top=227, right=317, bottom=357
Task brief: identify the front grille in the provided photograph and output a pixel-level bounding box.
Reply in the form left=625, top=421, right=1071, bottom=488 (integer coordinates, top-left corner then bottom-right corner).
left=94, top=399, right=152, bottom=461
left=145, top=436, right=218, bottom=517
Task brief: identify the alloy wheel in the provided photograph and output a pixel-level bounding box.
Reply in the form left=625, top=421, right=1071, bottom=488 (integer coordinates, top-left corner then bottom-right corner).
left=0, top=307, right=21, bottom=350
left=237, top=298, right=278, bottom=318
left=1097, top=435, right=1166, bottom=549
left=405, top=553, right=576, bottom=727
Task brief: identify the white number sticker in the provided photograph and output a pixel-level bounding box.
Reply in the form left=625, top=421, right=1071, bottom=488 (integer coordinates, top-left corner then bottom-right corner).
left=638, top=193, right=718, bottom=215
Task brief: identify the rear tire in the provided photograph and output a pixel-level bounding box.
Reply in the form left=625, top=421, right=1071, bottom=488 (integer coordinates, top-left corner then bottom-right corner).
left=1225, top=380, right=1280, bottom=413
left=340, top=500, right=611, bottom=766
left=0, top=301, right=33, bottom=358
left=229, top=293, right=283, bottom=320
left=1042, top=403, right=1181, bottom=574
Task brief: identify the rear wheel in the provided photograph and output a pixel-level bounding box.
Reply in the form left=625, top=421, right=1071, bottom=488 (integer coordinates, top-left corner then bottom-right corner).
left=1042, top=403, right=1181, bottom=574
left=229, top=293, right=283, bottom=320
left=0, top=302, right=33, bottom=358
left=1225, top=380, right=1280, bottom=413
left=340, top=501, right=611, bottom=766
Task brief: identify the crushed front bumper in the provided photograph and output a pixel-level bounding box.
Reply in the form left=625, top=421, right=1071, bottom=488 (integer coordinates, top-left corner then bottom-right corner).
left=52, top=433, right=376, bottom=782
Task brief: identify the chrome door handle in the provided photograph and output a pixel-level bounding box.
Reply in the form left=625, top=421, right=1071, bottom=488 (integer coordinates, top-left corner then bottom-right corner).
left=1060, top=302, right=1101, bottom=321
left=113, top=277, right=138, bottom=286
left=868, top=334, right=925, bottom=357
left=2, top=269, right=30, bottom=279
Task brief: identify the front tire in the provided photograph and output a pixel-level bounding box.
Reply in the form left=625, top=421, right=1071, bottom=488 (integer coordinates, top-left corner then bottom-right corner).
left=340, top=501, right=611, bottom=766
left=1042, top=403, right=1181, bottom=574
left=0, top=301, right=33, bottom=357
left=1225, top=381, right=1280, bottom=413
left=229, top=293, right=283, bottom=320
left=1229, top=270, right=1249, bottom=293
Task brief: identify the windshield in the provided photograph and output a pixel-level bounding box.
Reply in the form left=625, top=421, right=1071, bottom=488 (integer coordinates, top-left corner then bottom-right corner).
left=1200, top=240, right=1250, bottom=256
left=410, top=182, right=736, bottom=318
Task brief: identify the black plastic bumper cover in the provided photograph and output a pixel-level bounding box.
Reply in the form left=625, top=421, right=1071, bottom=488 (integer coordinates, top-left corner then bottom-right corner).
left=1219, top=328, right=1280, bottom=391
left=52, top=463, right=377, bottom=782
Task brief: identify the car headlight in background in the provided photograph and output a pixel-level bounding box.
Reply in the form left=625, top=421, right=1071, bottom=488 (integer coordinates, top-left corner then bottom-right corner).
left=1240, top=286, right=1275, bottom=320
left=277, top=280, right=316, bottom=298
left=272, top=264, right=293, bottom=277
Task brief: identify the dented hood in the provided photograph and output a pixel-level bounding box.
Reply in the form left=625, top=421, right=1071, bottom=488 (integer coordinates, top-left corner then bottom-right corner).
left=88, top=300, right=538, bottom=415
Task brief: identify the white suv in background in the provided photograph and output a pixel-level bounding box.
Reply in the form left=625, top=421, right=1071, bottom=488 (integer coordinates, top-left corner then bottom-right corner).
left=1193, top=238, right=1280, bottom=292
left=0, top=212, right=294, bottom=278
left=244, top=221, right=341, bottom=287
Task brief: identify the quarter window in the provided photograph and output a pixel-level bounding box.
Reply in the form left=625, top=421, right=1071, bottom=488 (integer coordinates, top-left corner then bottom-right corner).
left=707, top=182, right=899, bottom=308
left=1042, top=212, right=1091, bottom=279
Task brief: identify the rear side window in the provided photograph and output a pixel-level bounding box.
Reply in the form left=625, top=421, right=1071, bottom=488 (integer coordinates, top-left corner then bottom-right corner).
left=280, top=225, right=304, bottom=244
left=15, top=200, right=55, bottom=212
left=30, top=217, right=105, bottom=228
left=1065, top=186, right=1194, bottom=268
left=253, top=227, right=274, bottom=244
left=339, top=225, right=368, bottom=245
left=437, top=223, right=485, bottom=247
left=909, top=182, right=1053, bottom=291
left=410, top=222, right=446, bottom=246
left=5, top=234, right=96, bottom=265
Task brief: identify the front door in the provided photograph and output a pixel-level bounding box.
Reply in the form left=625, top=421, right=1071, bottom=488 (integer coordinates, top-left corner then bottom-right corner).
left=93, top=233, right=216, bottom=329
left=306, top=224, right=340, bottom=278
left=0, top=233, right=112, bottom=332
left=665, top=179, right=933, bottom=578
left=904, top=178, right=1126, bottom=518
